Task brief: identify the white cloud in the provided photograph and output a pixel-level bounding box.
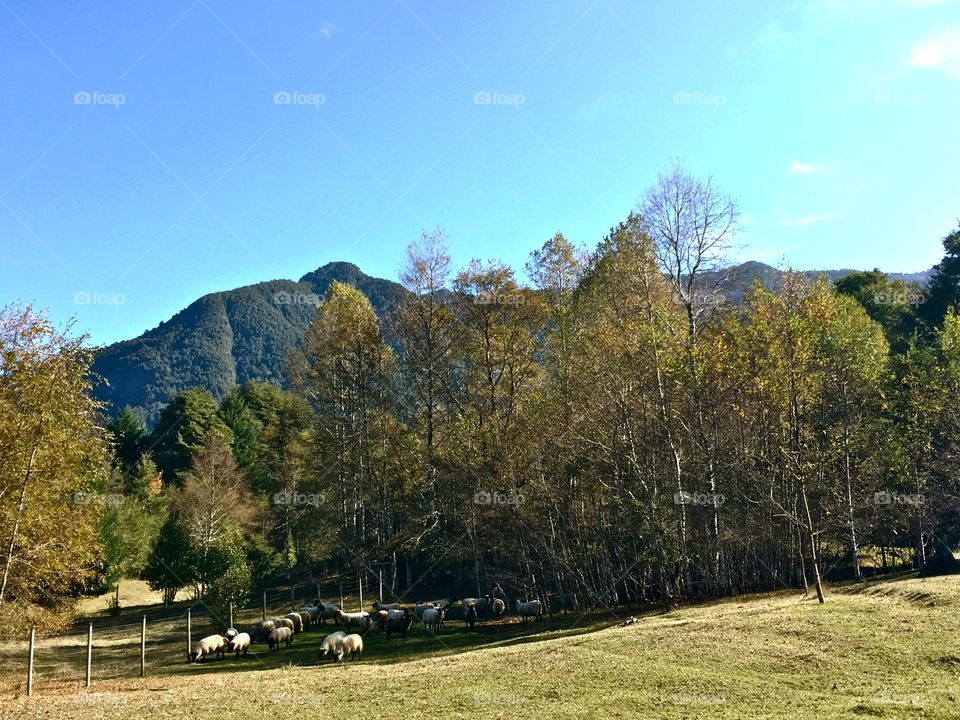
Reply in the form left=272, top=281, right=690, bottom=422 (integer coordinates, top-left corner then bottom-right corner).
left=789, top=160, right=817, bottom=175
left=910, top=28, right=960, bottom=79
left=782, top=212, right=839, bottom=227
left=316, top=22, right=336, bottom=39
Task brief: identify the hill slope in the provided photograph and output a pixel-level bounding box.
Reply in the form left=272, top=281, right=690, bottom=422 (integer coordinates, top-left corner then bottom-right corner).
left=3, top=575, right=959, bottom=719
left=91, top=262, right=409, bottom=423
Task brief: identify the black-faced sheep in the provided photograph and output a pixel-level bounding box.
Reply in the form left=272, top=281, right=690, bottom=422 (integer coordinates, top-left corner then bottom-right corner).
left=283, top=612, right=304, bottom=633
left=227, top=632, right=251, bottom=657
left=250, top=619, right=277, bottom=643
left=372, top=601, right=400, bottom=611
left=333, top=633, right=363, bottom=662
left=464, top=604, right=477, bottom=630
left=318, top=630, right=346, bottom=662
left=267, top=626, right=293, bottom=651
left=316, top=603, right=340, bottom=625
left=511, top=599, right=543, bottom=622
left=296, top=611, right=312, bottom=632
left=189, top=634, right=227, bottom=663
left=224, top=627, right=239, bottom=641
left=421, top=606, right=446, bottom=632
left=385, top=608, right=413, bottom=641
left=335, top=609, right=372, bottom=633
left=413, top=602, right=437, bottom=620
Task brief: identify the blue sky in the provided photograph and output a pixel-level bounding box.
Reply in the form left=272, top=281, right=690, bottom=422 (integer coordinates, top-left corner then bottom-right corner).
left=2, top=0, right=958, bottom=345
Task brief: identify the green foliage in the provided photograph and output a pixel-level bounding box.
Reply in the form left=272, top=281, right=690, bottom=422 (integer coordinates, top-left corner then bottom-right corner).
left=918, top=224, right=960, bottom=331
left=218, top=390, right=261, bottom=469
left=204, top=529, right=252, bottom=627
left=144, top=514, right=197, bottom=605
left=150, top=389, right=232, bottom=483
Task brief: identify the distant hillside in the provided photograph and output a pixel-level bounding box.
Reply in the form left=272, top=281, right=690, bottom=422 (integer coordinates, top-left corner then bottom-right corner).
left=91, top=262, right=410, bottom=424
left=92, top=260, right=932, bottom=424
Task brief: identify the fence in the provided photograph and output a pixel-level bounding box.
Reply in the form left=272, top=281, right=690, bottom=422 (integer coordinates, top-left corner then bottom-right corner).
left=3, top=571, right=387, bottom=697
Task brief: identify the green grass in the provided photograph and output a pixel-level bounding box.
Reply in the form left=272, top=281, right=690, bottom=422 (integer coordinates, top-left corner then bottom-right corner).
left=3, top=575, right=960, bottom=719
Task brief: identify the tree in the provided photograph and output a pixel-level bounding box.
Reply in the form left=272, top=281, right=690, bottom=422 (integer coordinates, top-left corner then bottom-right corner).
left=150, top=389, right=232, bottom=483
left=144, top=514, right=196, bottom=606
left=834, top=270, right=921, bottom=352
left=0, top=305, right=110, bottom=610
left=108, top=407, right=148, bottom=473
left=219, top=390, right=262, bottom=470
left=918, top=224, right=960, bottom=331
left=204, top=529, right=252, bottom=627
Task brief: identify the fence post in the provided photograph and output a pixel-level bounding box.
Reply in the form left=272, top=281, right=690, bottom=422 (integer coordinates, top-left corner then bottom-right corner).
left=262, top=591, right=267, bottom=621
left=339, top=580, right=343, bottom=610
left=358, top=574, right=363, bottom=610
left=140, top=616, right=146, bottom=678
left=86, top=623, right=92, bottom=688
left=187, top=609, right=192, bottom=663
left=290, top=584, right=295, bottom=611
left=27, top=626, right=35, bottom=697
left=229, top=602, right=234, bottom=629
left=379, top=569, right=383, bottom=603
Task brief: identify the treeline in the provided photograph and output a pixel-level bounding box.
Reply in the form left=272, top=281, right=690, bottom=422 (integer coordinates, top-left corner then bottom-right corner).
left=4, top=165, right=960, bottom=631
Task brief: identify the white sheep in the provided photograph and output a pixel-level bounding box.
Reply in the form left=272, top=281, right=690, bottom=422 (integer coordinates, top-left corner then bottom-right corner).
left=227, top=632, right=251, bottom=657
left=296, top=611, right=312, bottom=631
left=224, top=627, right=239, bottom=641
left=511, top=599, right=543, bottom=622
left=189, top=634, right=227, bottom=663
left=276, top=617, right=295, bottom=632
left=333, top=633, right=364, bottom=662
left=413, top=602, right=436, bottom=620
left=421, top=606, right=446, bottom=632
left=284, top=612, right=304, bottom=633
left=318, top=630, right=346, bottom=662
left=302, top=605, right=322, bottom=622
left=250, top=619, right=276, bottom=643
left=335, top=609, right=372, bottom=633
left=267, top=626, right=293, bottom=651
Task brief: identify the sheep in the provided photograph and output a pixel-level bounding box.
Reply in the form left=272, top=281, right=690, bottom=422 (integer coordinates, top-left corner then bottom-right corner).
left=302, top=605, right=323, bottom=622
left=318, top=630, right=347, bottom=662
left=224, top=627, right=239, bottom=641
left=372, top=601, right=401, bottom=611
left=227, top=632, right=251, bottom=658
left=316, top=603, right=340, bottom=625
left=297, top=611, right=312, bottom=632
left=385, top=608, right=413, bottom=641
left=511, top=599, right=543, bottom=623
left=413, top=602, right=437, bottom=620
left=267, top=626, right=293, bottom=651
left=464, top=604, right=477, bottom=630
left=250, top=619, right=276, bottom=643
left=276, top=617, right=295, bottom=632
left=333, top=633, right=364, bottom=662
left=491, top=598, right=506, bottom=619
left=335, top=609, right=372, bottom=633
left=189, top=634, right=227, bottom=663
left=283, top=612, right=304, bottom=633
left=422, top=606, right=447, bottom=632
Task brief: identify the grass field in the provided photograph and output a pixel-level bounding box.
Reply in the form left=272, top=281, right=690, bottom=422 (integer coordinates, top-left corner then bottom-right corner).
left=2, top=574, right=960, bottom=719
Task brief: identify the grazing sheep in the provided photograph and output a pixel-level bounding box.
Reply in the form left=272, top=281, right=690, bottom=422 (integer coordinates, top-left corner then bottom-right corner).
left=284, top=612, right=304, bottom=633
left=422, top=606, right=447, bottom=632
left=250, top=620, right=277, bottom=643
left=333, top=633, right=364, bottom=662
left=227, top=632, right=251, bottom=657
left=189, top=634, right=227, bottom=663
left=413, top=602, right=437, bottom=620
left=335, top=609, right=372, bottom=633
left=277, top=617, right=295, bottom=632
left=318, top=630, right=347, bottom=662
left=302, top=606, right=322, bottom=622
left=372, top=601, right=401, bottom=611
left=464, top=604, right=477, bottom=630
left=316, top=603, right=340, bottom=625
left=224, top=627, right=239, bottom=641
left=491, top=598, right=506, bottom=619
left=297, top=611, right=312, bottom=632
left=511, top=599, right=544, bottom=623
left=385, top=609, right=413, bottom=641
left=267, top=626, right=293, bottom=652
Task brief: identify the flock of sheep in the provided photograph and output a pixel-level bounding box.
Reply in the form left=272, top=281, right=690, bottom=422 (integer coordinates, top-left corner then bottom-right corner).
left=187, top=594, right=544, bottom=664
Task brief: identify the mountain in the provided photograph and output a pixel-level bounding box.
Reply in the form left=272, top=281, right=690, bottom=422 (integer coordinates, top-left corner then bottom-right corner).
left=92, top=260, right=932, bottom=425
left=91, top=262, right=410, bottom=424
